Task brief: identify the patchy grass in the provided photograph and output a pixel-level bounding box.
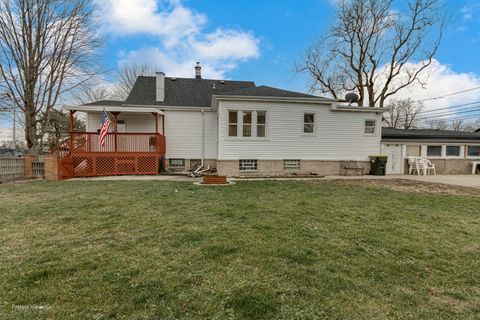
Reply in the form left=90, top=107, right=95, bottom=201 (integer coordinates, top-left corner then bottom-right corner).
left=1, top=180, right=480, bottom=319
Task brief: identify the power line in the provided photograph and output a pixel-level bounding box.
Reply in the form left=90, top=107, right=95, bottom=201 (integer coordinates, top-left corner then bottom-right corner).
left=417, top=100, right=480, bottom=114
left=416, top=106, right=480, bottom=120
left=413, top=86, right=480, bottom=103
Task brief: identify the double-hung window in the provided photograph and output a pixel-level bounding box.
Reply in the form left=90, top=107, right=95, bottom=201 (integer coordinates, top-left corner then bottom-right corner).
left=228, top=111, right=238, bottom=137
left=304, top=113, right=315, bottom=134
left=364, top=120, right=376, bottom=134
left=242, top=112, right=252, bottom=137
left=257, top=111, right=266, bottom=138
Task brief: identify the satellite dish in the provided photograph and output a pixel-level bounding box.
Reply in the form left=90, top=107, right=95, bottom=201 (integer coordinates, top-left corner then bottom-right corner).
left=345, top=93, right=359, bottom=105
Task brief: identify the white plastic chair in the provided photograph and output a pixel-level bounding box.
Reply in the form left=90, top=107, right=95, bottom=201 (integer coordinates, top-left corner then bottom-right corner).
left=424, top=159, right=436, bottom=176
left=408, top=157, right=421, bottom=175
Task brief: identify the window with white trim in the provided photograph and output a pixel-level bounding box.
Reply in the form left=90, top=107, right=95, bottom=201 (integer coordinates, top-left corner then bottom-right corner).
left=446, top=146, right=461, bottom=157
left=242, top=111, right=252, bottom=137
left=427, top=145, right=442, bottom=157
left=364, top=120, right=376, bottom=134
left=283, top=159, right=300, bottom=170
left=406, top=145, right=421, bottom=157
left=257, top=111, right=266, bottom=138
left=304, top=113, right=315, bottom=133
left=467, top=145, right=480, bottom=157
left=228, top=111, right=238, bottom=137
left=239, top=159, right=257, bottom=171
left=168, top=158, right=185, bottom=168
left=228, top=110, right=267, bottom=138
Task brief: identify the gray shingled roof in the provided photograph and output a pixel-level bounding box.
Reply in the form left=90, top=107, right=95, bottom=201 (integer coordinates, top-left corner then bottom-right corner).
left=216, top=85, right=326, bottom=99
left=125, top=76, right=256, bottom=107
left=382, top=127, right=480, bottom=140
left=83, top=100, right=124, bottom=106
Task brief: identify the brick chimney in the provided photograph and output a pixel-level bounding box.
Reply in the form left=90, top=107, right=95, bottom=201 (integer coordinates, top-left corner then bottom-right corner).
left=195, top=62, right=201, bottom=79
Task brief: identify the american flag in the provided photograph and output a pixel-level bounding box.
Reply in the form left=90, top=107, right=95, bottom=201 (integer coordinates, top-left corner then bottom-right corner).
left=99, top=111, right=111, bottom=147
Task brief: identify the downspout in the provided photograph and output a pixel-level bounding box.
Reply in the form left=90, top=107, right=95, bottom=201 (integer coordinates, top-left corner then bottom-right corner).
left=193, top=108, right=210, bottom=176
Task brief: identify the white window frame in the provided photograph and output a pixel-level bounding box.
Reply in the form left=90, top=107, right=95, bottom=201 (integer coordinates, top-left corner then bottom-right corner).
left=239, top=159, right=258, bottom=171
left=426, top=145, right=443, bottom=158
left=256, top=111, right=267, bottom=138
left=283, top=159, right=301, bottom=170
left=226, top=110, right=267, bottom=140
left=445, top=145, right=463, bottom=158
left=466, top=145, right=480, bottom=158
left=303, top=113, right=315, bottom=135
left=168, top=158, right=185, bottom=168
left=364, top=119, right=376, bottom=135
left=228, top=111, right=238, bottom=137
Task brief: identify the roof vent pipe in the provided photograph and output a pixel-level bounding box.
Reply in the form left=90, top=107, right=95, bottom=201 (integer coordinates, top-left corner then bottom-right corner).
left=195, top=62, right=202, bottom=79
left=156, top=72, right=165, bottom=102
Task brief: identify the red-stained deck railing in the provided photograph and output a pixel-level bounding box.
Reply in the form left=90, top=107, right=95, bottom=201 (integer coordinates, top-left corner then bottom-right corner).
left=53, top=132, right=166, bottom=179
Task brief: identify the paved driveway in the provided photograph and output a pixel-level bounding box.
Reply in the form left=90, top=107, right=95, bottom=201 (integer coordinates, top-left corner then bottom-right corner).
left=399, top=175, right=480, bottom=189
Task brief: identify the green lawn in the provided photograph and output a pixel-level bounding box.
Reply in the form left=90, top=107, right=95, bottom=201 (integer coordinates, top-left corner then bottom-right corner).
left=1, top=180, right=479, bottom=319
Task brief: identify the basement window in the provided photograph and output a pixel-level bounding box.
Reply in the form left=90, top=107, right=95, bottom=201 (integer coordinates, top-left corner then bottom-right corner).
left=168, top=158, right=185, bottom=168
left=239, top=159, right=257, bottom=171
left=283, top=160, right=300, bottom=170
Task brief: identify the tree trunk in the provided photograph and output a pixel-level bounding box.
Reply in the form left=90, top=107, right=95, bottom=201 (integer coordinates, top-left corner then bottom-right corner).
left=24, top=107, right=37, bottom=154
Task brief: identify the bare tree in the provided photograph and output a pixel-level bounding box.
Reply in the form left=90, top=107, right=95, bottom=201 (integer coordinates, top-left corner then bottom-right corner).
left=0, top=0, right=101, bottom=153
left=113, top=63, right=156, bottom=100
left=450, top=119, right=479, bottom=132
left=297, top=0, right=448, bottom=107
left=451, top=120, right=464, bottom=131
left=383, top=98, right=422, bottom=129
left=72, top=82, right=114, bottom=105
left=423, top=118, right=449, bottom=130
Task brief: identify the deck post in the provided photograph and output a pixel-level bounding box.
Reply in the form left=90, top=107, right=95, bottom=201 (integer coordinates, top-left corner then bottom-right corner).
left=69, top=110, right=75, bottom=152
left=155, top=112, right=159, bottom=134
left=113, top=112, right=119, bottom=152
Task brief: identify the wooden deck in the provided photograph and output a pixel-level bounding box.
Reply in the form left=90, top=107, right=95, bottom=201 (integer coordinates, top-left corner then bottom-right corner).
left=54, top=132, right=166, bottom=180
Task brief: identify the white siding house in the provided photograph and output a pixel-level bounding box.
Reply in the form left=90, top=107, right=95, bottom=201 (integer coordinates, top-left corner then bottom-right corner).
left=217, top=100, right=382, bottom=161
left=67, top=64, right=388, bottom=177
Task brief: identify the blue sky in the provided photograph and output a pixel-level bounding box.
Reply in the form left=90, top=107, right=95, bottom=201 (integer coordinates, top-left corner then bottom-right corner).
left=1, top=0, right=480, bottom=131
left=96, top=0, right=480, bottom=96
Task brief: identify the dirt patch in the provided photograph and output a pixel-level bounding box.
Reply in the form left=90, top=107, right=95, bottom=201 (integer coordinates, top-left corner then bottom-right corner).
left=326, top=179, right=480, bottom=197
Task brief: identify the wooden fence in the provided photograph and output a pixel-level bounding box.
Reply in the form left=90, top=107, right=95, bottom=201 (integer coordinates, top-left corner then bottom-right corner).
left=0, top=158, right=24, bottom=181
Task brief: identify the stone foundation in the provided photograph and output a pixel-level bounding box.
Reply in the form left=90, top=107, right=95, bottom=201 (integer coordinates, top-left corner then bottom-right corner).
left=217, top=160, right=371, bottom=177
left=403, top=159, right=478, bottom=175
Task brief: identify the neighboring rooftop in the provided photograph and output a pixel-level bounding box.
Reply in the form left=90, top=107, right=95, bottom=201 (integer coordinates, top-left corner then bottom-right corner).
left=83, top=100, right=124, bottom=106
left=382, top=127, right=480, bottom=140
left=125, top=76, right=256, bottom=107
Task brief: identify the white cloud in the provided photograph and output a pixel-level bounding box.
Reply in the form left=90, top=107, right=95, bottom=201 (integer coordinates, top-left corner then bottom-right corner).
left=389, top=60, right=480, bottom=113
left=95, top=0, right=260, bottom=79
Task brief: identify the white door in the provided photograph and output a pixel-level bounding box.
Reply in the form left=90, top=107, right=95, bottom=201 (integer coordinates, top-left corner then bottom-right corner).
left=383, top=144, right=403, bottom=174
